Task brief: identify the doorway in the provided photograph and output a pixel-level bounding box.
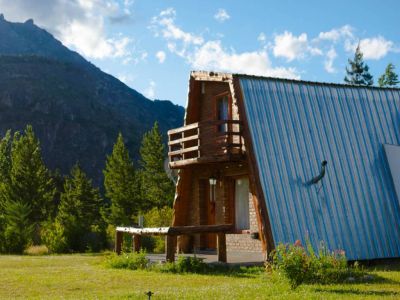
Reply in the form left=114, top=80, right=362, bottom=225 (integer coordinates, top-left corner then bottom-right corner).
left=199, top=179, right=216, bottom=249
left=234, top=177, right=250, bottom=230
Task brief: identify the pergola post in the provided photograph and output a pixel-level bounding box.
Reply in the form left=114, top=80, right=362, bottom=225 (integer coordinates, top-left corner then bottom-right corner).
left=217, top=232, right=227, bottom=263
left=133, top=235, right=141, bottom=252
left=166, top=235, right=177, bottom=262
left=115, top=231, right=123, bottom=255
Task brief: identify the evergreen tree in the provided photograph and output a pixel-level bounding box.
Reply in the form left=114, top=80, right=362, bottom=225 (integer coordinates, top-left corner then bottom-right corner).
left=140, top=122, right=175, bottom=210
left=3, top=201, right=34, bottom=253
left=57, top=164, right=105, bottom=251
left=344, top=44, right=374, bottom=86
left=6, top=126, right=55, bottom=225
left=0, top=131, right=12, bottom=252
left=378, top=63, right=399, bottom=87
left=103, top=133, right=140, bottom=225
left=0, top=130, right=12, bottom=206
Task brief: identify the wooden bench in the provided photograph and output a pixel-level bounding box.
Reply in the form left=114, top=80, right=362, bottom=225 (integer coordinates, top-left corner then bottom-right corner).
left=115, top=224, right=233, bottom=263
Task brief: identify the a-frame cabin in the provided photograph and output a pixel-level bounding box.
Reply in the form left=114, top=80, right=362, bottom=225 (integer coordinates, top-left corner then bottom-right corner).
left=168, top=71, right=400, bottom=261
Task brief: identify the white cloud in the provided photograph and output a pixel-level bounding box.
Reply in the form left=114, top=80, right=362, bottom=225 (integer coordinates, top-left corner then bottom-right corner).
left=214, top=9, right=230, bottom=22
left=0, top=0, right=134, bottom=60
left=258, top=32, right=266, bottom=43
left=273, top=31, right=322, bottom=61
left=318, top=25, right=354, bottom=42
left=324, top=48, right=337, bottom=73
left=190, top=41, right=299, bottom=78
left=144, top=81, right=156, bottom=99
left=345, top=36, right=395, bottom=60
left=117, top=73, right=136, bottom=86
left=152, top=9, right=299, bottom=79
left=156, top=51, right=166, bottom=63
left=152, top=8, right=203, bottom=46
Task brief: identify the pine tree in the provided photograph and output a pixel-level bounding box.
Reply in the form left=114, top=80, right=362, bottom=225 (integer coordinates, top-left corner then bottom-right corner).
left=378, top=63, right=399, bottom=87
left=140, top=122, right=175, bottom=210
left=103, top=133, right=140, bottom=225
left=57, top=164, right=105, bottom=251
left=3, top=201, right=34, bottom=253
left=344, top=44, right=374, bottom=86
left=6, top=126, right=55, bottom=225
left=0, top=130, right=12, bottom=206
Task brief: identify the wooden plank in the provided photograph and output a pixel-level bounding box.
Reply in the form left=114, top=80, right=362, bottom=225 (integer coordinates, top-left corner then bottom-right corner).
left=168, top=122, right=199, bottom=135
left=169, top=158, right=199, bottom=168
left=116, top=226, right=170, bottom=235
left=115, top=231, right=123, bottom=255
left=168, top=224, right=233, bottom=235
left=168, top=145, right=199, bottom=157
left=166, top=235, right=177, bottom=262
left=133, top=235, right=141, bottom=252
left=217, top=233, right=227, bottom=263
left=168, top=134, right=199, bottom=146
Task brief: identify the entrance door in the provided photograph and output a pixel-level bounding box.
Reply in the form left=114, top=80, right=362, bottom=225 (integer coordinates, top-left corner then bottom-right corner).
left=235, top=177, right=250, bottom=230
left=199, top=179, right=216, bottom=249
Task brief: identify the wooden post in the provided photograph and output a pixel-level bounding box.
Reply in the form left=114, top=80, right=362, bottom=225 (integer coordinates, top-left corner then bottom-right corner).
left=166, top=235, right=177, bottom=262
left=133, top=235, right=141, bottom=252
left=217, top=232, right=227, bottom=263
left=115, top=231, right=123, bottom=255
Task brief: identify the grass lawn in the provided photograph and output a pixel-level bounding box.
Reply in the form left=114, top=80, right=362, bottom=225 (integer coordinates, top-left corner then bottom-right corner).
left=0, top=254, right=399, bottom=299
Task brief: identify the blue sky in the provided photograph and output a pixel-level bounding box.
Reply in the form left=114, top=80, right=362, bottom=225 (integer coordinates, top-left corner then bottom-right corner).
left=0, top=0, right=399, bottom=106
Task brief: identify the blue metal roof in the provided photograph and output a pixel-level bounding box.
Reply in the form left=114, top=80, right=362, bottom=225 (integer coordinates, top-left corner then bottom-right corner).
left=238, top=76, right=400, bottom=260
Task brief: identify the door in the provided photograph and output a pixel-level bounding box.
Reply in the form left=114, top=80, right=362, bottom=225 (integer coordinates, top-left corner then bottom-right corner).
left=235, top=177, right=250, bottom=230
left=199, top=179, right=216, bottom=249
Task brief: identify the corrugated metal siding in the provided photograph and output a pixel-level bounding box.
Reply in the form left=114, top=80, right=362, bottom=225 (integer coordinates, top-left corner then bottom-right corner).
left=239, top=77, right=400, bottom=260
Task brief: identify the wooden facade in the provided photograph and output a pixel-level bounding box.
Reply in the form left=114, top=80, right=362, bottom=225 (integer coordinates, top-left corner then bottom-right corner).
left=169, top=71, right=268, bottom=256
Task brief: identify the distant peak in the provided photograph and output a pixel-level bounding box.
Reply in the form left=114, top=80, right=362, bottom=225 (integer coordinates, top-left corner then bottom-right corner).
left=25, top=18, right=34, bottom=25
left=0, top=14, right=4, bottom=21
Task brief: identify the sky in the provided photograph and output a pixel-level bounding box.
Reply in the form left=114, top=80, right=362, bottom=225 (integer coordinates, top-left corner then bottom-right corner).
left=0, top=0, right=399, bottom=106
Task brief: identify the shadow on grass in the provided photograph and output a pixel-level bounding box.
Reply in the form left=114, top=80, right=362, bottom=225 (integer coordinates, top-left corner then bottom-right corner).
left=315, top=288, right=399, bottom=297
left=155, top=263, right=264, bottom=278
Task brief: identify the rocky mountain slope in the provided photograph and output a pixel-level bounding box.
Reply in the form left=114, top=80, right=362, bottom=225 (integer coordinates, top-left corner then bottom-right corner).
left=0, top=15, right=184, bottom=185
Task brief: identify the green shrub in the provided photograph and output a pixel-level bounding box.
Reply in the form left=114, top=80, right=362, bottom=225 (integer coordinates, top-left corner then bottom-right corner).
left=41, top=221, right=68, bottom=253
left=158, top=256, right=207, bottom=274
left=269, top=240, right=366, bottom=289
left=105, top=250, right=149, bottom=270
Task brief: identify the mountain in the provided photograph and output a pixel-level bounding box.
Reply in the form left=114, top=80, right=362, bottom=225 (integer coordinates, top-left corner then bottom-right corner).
left=0, top=15, right=184, bottom=185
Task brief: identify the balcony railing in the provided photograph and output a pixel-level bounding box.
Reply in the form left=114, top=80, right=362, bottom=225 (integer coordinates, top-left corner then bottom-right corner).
left=168, top=120, right=245, bottom=168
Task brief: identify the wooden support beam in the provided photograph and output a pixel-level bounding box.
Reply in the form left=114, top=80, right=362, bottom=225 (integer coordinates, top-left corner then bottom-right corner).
left=166, top=235, right=177, bottom=262
left=217, top=233, right=227, bottom=263
left=133, top=235, right=141, bottom=252
left=115, top=231, right=123, bottom=255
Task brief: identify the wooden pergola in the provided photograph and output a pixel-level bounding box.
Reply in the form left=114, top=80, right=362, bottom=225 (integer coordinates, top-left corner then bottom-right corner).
left=115, top=224, right=233, bottom=263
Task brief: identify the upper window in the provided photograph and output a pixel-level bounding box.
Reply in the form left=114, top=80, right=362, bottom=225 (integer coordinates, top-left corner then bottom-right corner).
left=216, top=94, right=231, bottom=132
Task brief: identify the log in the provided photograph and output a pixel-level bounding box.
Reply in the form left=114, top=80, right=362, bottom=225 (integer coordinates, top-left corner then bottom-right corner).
left=115, top=231, right=123, bottom=255
left=217, top=233, right=227, bottom=263
left=166, top=235, right=177, bottom=262
left=133, top=235, right=141, bottom=252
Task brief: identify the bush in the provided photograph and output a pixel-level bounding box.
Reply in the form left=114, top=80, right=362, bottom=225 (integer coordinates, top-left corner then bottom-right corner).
left=24, top=245, right=49, bottom=256
left=158, top=256, right=207, bottom=274
left=269, top=240, right=366, bottom=289
left=105, top=250, right=149, bottom=270
left=41, top=221, right=68, bottom=253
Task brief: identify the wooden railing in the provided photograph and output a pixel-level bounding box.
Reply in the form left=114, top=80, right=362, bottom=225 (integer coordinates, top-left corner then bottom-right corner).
left=168, top=120, right=245, bottom=168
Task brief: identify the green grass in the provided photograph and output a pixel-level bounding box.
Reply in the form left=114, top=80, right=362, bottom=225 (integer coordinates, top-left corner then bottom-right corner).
left=0, top=254, right=399, bottom=299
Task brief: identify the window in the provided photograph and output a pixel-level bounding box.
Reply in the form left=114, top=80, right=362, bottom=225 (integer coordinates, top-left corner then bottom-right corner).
left=216, top=94, right=230, bottom=132
left=235, top=177, right=250, bottom=230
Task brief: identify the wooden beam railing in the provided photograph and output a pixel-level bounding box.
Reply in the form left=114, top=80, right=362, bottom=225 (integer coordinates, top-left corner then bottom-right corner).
left=168, top=120, right=244, bottom=167
left=115, top=224, right=233, bottom=263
